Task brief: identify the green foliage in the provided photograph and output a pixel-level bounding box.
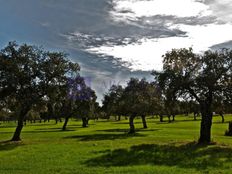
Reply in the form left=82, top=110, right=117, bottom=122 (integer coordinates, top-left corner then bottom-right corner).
left=152, top=48, right=232, bottom=143
left=102, top=85, right=124, bottom=117
left=0, top=42, right=81, bottom=140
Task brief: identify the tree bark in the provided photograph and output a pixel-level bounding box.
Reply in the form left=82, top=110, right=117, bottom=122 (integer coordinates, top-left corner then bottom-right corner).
left=86, top=118, right=89, bottom=125
left=62, top=116, right=70, bottom=131
left=159, top=115, right=163, bottom=122
left=198, top=103, right=213, bottom=144
left=194, top=112, right=197, bottom=121
left=168, top=115, right=171, bottom=123
left=225, top=122, right=232, bottom=136
left=82, top=117, right=88, bottom=128
left=11, top=106, right=30, bottom=141
left=128, top=114, right=136, bottom=134
left=172, top=114, right=175, bottom=121
left=220, top=113, right=224, bottom=123
left=141, top=115, right=148, bottom=128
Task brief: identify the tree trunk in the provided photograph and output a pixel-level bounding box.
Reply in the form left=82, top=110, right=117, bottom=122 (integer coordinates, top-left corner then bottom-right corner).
left=172, top=114, right=175, bottom=121
left=225, top=122, right=232, bottom=136
left=198, top=104, right=213, bottom=144
left=141, top=115, right=148, bottom=128
left=194, top=112, right=197, bottom=121
left=11, top=106, right=30, bottom=141
left=168, top=115, right=171, bottom=123
left=86, top=118, right=89, bottom=125
left=62, top=116, right=70, bottom=131
left=220, top=113, right=224, bottom=123
left=159, top=115, right=163, bottom=122
left=128, top=114, right=136, bottom=134
left=82, top=117, right=88, bottom=128
left=118, top=115, right=121, bottom=121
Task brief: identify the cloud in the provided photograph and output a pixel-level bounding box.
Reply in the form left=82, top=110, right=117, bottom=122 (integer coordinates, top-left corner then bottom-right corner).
left=202, top=0, right=232, bottom=23
left=110, top=0, right=212, bottom=22
left=84, top=0, right=232, bottom=71
left=1, top=0, right=232, bottom=101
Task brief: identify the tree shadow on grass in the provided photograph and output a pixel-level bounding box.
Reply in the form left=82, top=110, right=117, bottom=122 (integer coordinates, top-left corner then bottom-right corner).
left=110, top=122, right=129, bottom=125
left=0, top=128, right=77, bottom=134
left=64, top=133, right=146, bottom=141
left=23, top=129, right=76, bottom=133
left=96, top=128, right=160, bottom=133
left=111, top=121, right=148, bottom=125
left=0, top=140, right=23, bottom=151
left=0, top=123, right=58, bottom=129
left=35, top=127, right=77, bottom=131
left=213, top=121, right=231, bottom=124
left=85, top=142, right=232, bottom=170
left=0, top=125, right=17, bottom=128
left=0, top=130, right=76, bottom=134
left=154, top=119, right=201, bottom=124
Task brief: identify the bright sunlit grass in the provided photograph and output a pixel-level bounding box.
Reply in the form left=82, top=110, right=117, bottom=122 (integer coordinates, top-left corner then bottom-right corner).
left=1, top=115, right=232, bottom=174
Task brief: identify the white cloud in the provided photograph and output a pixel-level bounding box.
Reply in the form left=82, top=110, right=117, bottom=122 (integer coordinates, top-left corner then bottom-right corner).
left=205, top=0, right=232, bottom=23
left=83, top=0, right=232, bottom=71
left=110, top=0, right=212, bottom=22
left=88, top=23, right=232, bottom=71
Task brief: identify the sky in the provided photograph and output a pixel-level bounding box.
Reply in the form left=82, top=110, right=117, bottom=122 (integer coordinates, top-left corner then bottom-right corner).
left=0, top=0, right=232, bottom=103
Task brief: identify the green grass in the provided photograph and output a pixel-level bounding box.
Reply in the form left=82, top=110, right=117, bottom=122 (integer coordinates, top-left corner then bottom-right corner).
left=1, top=115, right=232, bottom=174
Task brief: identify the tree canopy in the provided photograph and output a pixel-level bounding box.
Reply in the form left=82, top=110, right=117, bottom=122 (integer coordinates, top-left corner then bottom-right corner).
left=153, top=48, right=232, bottom=143
left=0, top=42, right=80, bottom=141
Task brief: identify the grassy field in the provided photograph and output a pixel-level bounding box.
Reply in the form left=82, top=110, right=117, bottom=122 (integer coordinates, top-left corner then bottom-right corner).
left=1, top=115, right=232, bottom=174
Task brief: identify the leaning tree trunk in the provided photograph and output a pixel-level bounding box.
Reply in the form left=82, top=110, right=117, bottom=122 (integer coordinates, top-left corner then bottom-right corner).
left=128, top=114, right=136, bottom=134
left=62, top=116, right=70, bottom=131
left=198, top=104, right=213, bottom=144
left=11, top=106, right=30, bottom=141
left=141, top=115, right=148, bottom=128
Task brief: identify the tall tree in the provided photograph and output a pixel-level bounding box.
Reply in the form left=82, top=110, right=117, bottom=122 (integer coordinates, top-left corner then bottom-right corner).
left=0, top=42, right=79, bottom=141
left=153, top=48, right=232, bottom=144
left=62, top=75, right=97, bottom=130
left=120, top=78, right=161, bottom=133
left=102, top=85, right=124, bottom=121
left=74, top=85, right=97, bottom=128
